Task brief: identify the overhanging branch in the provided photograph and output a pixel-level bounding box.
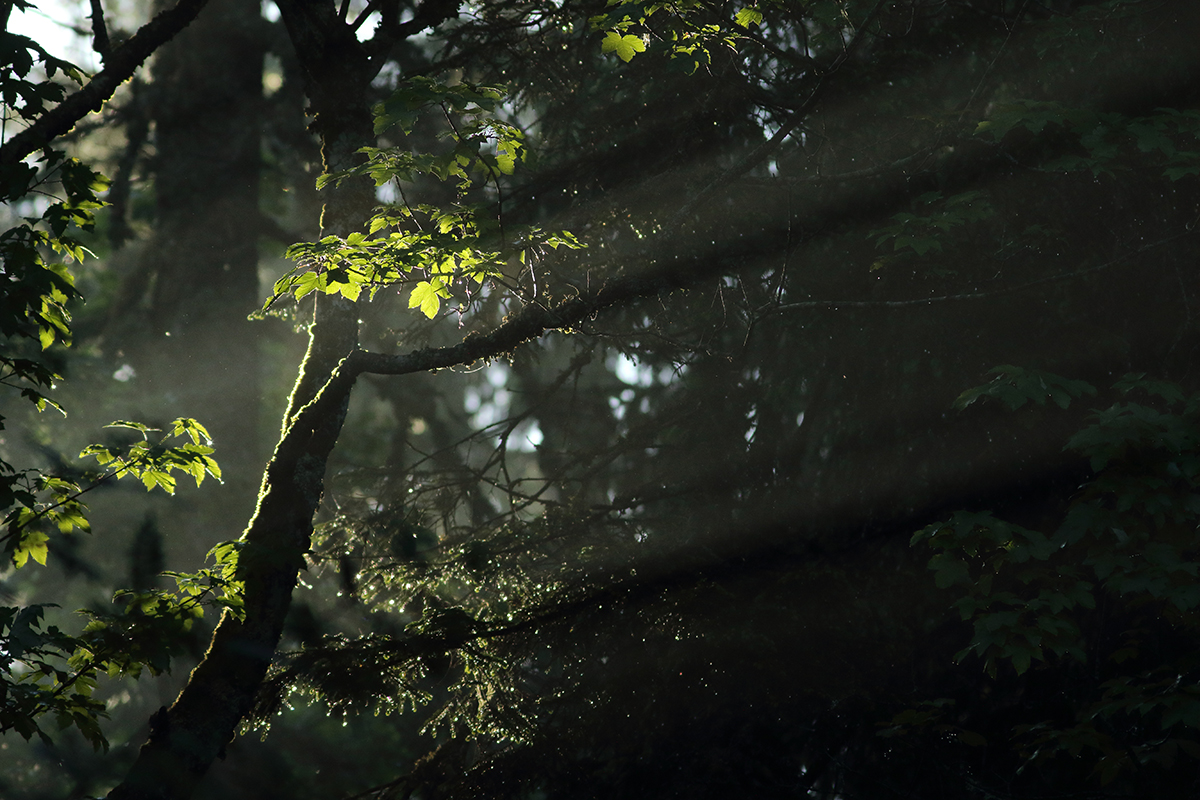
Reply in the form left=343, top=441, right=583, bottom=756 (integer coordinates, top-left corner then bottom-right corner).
left=346, top=269, right=675, bottom=379
left=327, top=217, right=1196, bottom=399
left=0, top=0, right=210, bottom=167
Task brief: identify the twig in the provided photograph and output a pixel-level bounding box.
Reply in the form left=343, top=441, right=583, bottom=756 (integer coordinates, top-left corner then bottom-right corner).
left=769, top=229, right=1195, bottom=313
left=88, top=0, right=110, bottom=61
left=663, top=0, right=890, bottom=232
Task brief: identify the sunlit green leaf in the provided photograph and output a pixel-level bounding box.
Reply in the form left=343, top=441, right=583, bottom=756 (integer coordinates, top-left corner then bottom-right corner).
left=601, top=31, right=646, bottom=62
left=409, top=280, right=446, bottom=319
left=734, top=8, right=763, bottom=27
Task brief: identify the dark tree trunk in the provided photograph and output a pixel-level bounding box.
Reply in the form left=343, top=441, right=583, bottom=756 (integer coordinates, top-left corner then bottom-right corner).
left=106, top=1, right=379, bottom=795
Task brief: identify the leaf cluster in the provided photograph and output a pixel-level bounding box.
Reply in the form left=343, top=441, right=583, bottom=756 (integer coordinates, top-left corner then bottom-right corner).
left=79, top=418, right=222, bottom=494
left=870, top=189, right=995, bottom=268
left=2, top=418, right=218, bottom=567
left=912, top=371, right=1200, bottom=782
left=0, top=604, right=107, bottom=750
left=0, top=151, right=106, bottom=403
left=1, top=419, right=223, bottom=749
left=0, top=20, right=86, bottom=123
left=952, top=364, right=1097, bottom=412
left=588, top=0, right=838, bottom=72
left=265, top=80, right=581, bottom=319
left=977, top=102, right=1200, bottom=181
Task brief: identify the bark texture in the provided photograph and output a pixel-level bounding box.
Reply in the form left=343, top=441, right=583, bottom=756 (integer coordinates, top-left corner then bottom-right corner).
left=107, top=0, right=473, bottom=794
left=106, top=1, right=376, bottom=795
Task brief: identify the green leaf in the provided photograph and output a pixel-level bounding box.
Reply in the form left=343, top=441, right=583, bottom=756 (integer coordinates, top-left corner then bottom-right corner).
left=292, top=271, right=321, bottom=300
left=409, top=280, right=444, bottom=319
left=1113, top=373, right=1185, bottom=404
left=105, top=420, right=157, bottom=435
left=495, top=139, right=520, bottom=175
left=1011, top=647, right=1032, bottom=675
left=601, top=31, right=646, bottom=62
left=1165, top=164, right=1200, bottom=181
left=953, top=366, right=1096, bottom=411
left=13, top=531, right=49, bottom=568
left=929, top=553, right=970, bottom=589
left=734, top=8, right=763, bottom=28
left=80, top=444, right=115, bottom=465
left=140, top=470, right=176, bottom=494
left=171, top=418, right=212, bottom=445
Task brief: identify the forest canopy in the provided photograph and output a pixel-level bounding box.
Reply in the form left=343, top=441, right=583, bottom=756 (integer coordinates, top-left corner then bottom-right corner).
left=2, top=0, right=1200, bottom=797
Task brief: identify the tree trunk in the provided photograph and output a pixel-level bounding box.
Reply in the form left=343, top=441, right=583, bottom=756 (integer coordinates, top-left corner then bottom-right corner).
left=106, top=2, right=377, bottom=795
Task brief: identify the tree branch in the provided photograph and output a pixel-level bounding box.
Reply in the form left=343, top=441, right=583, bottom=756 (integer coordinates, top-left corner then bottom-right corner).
left=345, top=271, right=674, bottom=380
left=330, top=202, right=1196, bottom=393
left=88, top=0, right=111, bottom=61
left=0, top=0, right=210, bottom=167
left=363, top=0, right=461, bottom=74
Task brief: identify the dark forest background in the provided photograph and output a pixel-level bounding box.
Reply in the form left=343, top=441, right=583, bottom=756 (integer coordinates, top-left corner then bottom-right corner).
left=3, top=0, right=1200, bottom=797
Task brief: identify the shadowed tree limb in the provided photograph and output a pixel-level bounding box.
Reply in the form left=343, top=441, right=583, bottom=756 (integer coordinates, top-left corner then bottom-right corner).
left=0, top=0, right=210, bottom=167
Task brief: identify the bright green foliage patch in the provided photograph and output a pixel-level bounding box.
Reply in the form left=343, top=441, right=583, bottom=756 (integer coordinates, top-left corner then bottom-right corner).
left=266, top=81, right=582, bottom=319
left=0, top=413, right=226, bottom=747
left=78, top=418, right=222, bottom=495
left=0, top=604, right=108, bottom=750
left=0, top=538, right=245, bottom=750
left=0, top=537, right=242, bottom=751
left=734, top=7, right=764, bottom=28
left=0, top=29, right=232, bottom=750
left=589, top=0, right=743, bottom=71
left=336, top=78, right=525, bottom=188
left=589, top=0, right=857, bottom=72
left=0, top=151, right=106, bottom=411
left=600, top=31, right=647, bottom=62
